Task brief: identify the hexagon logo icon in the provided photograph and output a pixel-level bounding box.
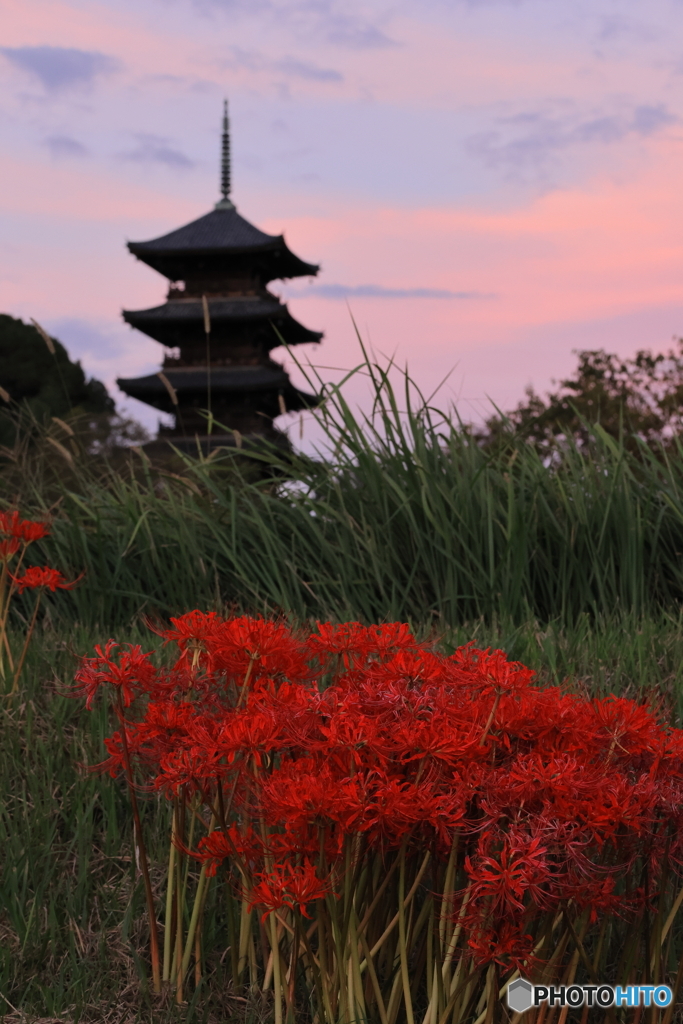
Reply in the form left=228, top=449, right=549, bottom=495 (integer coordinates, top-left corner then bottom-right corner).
left=507, top=978, right=534, bottom=1014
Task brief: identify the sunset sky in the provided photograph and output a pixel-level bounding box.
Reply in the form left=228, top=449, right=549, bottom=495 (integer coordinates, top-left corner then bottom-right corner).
left=2, top=0, right=683, bottom=442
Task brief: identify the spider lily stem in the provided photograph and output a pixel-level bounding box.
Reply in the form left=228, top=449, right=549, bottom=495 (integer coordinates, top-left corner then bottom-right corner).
left=115, top=689, right=161, bottom=995
left=9, top=588, right=41, bottom=695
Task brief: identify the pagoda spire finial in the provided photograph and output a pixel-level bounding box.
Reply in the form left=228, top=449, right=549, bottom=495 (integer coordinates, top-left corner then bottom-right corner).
left=215, top=98, right=235, bottom=210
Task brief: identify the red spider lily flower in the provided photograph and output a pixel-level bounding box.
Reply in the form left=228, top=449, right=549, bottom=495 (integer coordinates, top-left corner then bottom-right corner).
left=575, top=773, right=655, bottom=844
left=214, top=708, right=282, bottom=765
left=195, top=825, right=262, bottom=875
left=266, top=825, right=330, bottom=862
left=362, top=650, right=446, bottom=690
left=308, top=621, right=423, bottom=672
left=466, top=834, right=551, bottom=915
left=117, top=698, right=199, bottom=773
left=395, top=714, right=485, bottom=766
left=98, top=721, right=148, bottom=777
left=248, top=859, right=332, bottom=921
left=590, top=696, right=662, bottom=760
left=18, top=520, right=50, bottom=543
left=561, top=872, right=628, bottom=923
left=247, top=680, right=320, bottom=749
left=160, top=613, right=310, bottom=683
left=361, top=774, right=466, bottom=846
left=467, top=921, right=539, bottom=972
left=0, top=512, right=50, bottom=542
left=154, top=744, right=235, bottom=797
left=260, top=759, right=366, bottom=832
left=155, top=610, right=226, bottom=667
left=0, top=537, right=20, bottom=562
left=11, top=566, right=83, bottom=593
left=479, top=753, right=608, bottom=816
left=208, top=616, right=310, bottom=682
left=0, top=511, right=21, bottom=536
left=74, top=640, right=157, bottom=708
left=451, top=645, right=535, bottom=696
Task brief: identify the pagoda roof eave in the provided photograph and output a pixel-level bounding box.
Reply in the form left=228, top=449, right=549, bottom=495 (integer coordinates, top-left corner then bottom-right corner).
left=122, top=297, right=323, bottom=346
left=126, top=207, right=319, bottom=280
left=128, top=244, right=319, bottom=282
left=117, top=366, right=318, bottom=414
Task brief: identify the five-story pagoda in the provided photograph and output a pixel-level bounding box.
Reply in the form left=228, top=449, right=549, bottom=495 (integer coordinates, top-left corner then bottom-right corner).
left=118, top=102, right=321, bottom=451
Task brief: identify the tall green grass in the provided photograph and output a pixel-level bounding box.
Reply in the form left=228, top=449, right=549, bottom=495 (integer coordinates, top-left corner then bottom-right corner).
left=5, top=354, right=683, bottom=631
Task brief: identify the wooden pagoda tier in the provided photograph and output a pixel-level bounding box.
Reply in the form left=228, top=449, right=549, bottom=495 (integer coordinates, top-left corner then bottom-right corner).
left=122, top=291, right=321, bottom=352
left=117, top=101, right=322, bottom=451
left=117, top=364, right=317, bottom=437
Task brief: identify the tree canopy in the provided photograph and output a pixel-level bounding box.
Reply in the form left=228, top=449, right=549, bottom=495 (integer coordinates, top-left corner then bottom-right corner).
left=0, top=314, right=147, bottom=452
left=0, top=313, right=112, bottom=414
left=481, top=342, right=683, bottom=450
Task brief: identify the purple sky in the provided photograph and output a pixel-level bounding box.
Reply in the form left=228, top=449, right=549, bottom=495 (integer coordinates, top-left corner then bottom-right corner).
left=2, top=0, right=683, bottom=443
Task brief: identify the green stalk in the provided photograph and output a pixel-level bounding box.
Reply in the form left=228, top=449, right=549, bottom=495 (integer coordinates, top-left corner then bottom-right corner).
left=348, top=908, right=366, bottom=1024
left=114, top=689, right=161, bottom=995
left=286, top=913, right=298, bottom=1024
left=433, top=897, right=444, bottom=1024
left=661, top=942, right=683, bottom=1024
left=439, top=835, right=459, bottom=952
left=270, top=912, right=283, bottom=1024
left=326, top=877, right=348, bottom=1024
left=226, top=886, right=239, bottom=988
left=237, top=889, right=251, bottom=982
left=0, top=560, right=10, bottom=679
left=180, top=862, right=209, bottom=984
left=315, top=898, right=336, bottom=1023
left=248, top=928, right=259, bottom=991
left=347, top=944, right=355, bottom=1023
left=162, top=805, right=177, bottom=982
left=561, top=908, right=598, bottom=984
left=442, top=881, right=471, bottom=993
left=300, top=911, right=330, bottom=1024
left=171, top=796, right=192, bottom=998
left=359, top=928, right=388, bottom=1024
left=360, top=849, right=430, bottom=971
left=424, top=908, right=436, bottom=1024
left=8, top=589, right=41, bottom=695
left=386, top=969, right=405, bottom=1024
left=357, top=854, right=401, bottom=937
left=484, top=964, right=497, bottom=1024
left=408, top=894, right=433, bottom=956
left=655, top=873, right=683, bottom=952
left=398, top=844, right=415, bottom=1024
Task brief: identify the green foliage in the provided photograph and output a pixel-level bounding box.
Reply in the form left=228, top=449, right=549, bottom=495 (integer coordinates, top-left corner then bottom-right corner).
left=0, top=314, right=148, bottom=456
left=5, top=354, right=683, bottom=631
left=0, top=314, right=112, bottom=423
left=481, top=342, right=683, bottom=450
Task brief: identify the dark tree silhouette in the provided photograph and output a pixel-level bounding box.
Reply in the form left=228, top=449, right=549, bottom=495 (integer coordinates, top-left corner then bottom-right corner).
left=481, top=342, right=683, bottom=451
left=0, top=314, right=147, bottom=452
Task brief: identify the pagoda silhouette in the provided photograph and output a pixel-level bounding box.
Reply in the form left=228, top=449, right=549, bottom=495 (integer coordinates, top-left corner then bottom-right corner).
left=118, top=101, right=321, bottom=452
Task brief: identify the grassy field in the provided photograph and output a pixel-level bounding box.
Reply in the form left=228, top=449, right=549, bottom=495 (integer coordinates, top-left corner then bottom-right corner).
left=3, top=356, right=683, bottom=1020
left=5, top=356, right=683, bottom=632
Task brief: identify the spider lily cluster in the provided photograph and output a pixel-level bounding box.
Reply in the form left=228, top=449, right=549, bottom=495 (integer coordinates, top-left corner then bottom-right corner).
left=74, top=614, right=683, bottom=1024
left=0, top=509, right=80, bottom=694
